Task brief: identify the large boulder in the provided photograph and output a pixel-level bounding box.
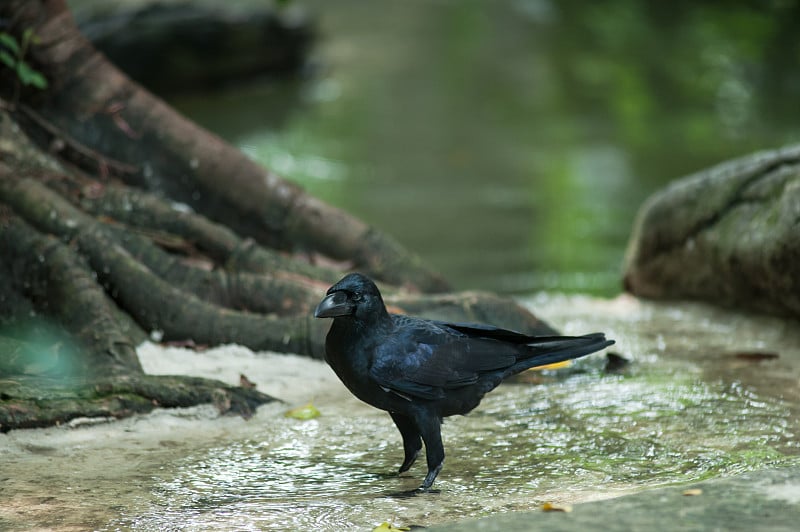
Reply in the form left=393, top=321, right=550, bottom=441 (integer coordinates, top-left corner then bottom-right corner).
left=624, top=144, right=800, bottom=319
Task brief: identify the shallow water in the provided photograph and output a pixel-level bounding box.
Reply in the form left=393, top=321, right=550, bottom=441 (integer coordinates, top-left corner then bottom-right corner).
left=2, top=296, right=798, bottom=530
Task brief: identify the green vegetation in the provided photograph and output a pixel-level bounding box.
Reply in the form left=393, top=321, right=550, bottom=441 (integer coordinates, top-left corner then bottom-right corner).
left=0, top=29, right=48, bottom=91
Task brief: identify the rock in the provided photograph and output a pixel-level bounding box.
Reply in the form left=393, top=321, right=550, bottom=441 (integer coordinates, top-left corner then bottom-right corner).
left=623, top=144, right=800, bottom=319
left=71, top=0, right=314, bottom=93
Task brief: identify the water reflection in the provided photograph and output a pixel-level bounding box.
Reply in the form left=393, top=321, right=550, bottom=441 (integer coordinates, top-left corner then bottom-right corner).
left=170, top=0, right=800, bottom=295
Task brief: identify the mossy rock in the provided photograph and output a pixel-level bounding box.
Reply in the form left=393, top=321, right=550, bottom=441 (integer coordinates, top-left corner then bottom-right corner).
left=624, top=144, right=800, bottom=319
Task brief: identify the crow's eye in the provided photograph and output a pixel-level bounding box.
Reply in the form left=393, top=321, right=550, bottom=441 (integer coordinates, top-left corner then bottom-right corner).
left=351, top=293, right=363, bottom=302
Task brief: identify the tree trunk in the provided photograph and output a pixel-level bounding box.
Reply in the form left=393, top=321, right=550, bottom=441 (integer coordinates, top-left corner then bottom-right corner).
left=0, top=0, right=557, bottom=431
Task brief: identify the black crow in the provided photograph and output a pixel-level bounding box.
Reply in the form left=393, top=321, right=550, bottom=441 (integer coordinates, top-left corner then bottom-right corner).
left=314, top=273, right=614, bottom=491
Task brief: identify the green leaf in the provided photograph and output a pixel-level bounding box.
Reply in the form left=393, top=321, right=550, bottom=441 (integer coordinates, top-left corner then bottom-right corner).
left=372, top=523, right=410, bottom=532
left=16, top=60, right=48, bottom=89
left=284, top=401, right=321, bottom=420
left=26, top=69, right=48, bottom=89
left=16, top=60, right=34, bottom=83
left=0, top=32, right=20, bottom=55
left=0, top=50, right=16, bottom=69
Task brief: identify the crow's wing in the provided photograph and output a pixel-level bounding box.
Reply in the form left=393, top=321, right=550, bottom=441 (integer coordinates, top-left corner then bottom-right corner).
left=369, top=316, right=518, bottom=401
left=431, top=320, right=610, bottom=350
left=428, top=320, right=539, bottom=343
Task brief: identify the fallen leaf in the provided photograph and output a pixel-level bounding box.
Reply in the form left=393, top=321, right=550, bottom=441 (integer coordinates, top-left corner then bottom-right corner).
left=240, top=374, right=256, bottom=389
left=682, top=488, right=703, bottom=496
left=605, top=351, right=631, bottom=373
left=372, top=523, right=410, bottom=532
left=542, top=501, right=573, bottom=513
left=284, top=402, right=321, bottom=420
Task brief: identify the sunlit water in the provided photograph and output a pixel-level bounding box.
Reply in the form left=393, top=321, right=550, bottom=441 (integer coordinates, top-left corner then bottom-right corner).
left=2, top=296, right=798, bottom=530
left=122, top=375, right=796, bottom=531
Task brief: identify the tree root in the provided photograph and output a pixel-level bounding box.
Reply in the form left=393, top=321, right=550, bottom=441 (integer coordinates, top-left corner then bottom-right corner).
left=1, top=206, right=276, bottom=431
left=0, top=173, right=551, bottom=429
left=0, top=211, right=143, bottom=374
left=47, top=174, right=341, bottom=283
left=0, top=1, right=565, bottom=431
left=0, top=373, right=275, bottom=433
left=4, top=0, right=449, bottom=292
left=386, top=291, right=558, bottom=336
left=0, top=176, right=326, bottom=357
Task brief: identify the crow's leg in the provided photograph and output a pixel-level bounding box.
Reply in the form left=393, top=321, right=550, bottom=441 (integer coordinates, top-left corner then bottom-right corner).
left=390, top=412, right=422, bottom=474
left=415, top=410, right=445, bottom=491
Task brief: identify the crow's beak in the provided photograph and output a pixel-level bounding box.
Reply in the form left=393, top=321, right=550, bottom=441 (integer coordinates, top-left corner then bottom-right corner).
left=314, top=291, right=353, bottom=318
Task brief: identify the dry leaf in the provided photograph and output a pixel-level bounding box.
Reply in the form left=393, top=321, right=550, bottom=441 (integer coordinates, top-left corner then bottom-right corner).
left=605, top=351, right=631, bottom=373
left=239, top=374, right=256, bottom=388
left=542, top=501, right=573, bottom=512
left=682, top=488, right=703, bottom=496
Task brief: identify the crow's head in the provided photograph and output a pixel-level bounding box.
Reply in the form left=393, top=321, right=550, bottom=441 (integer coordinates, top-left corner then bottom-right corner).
left=314, top=273, right=386, bottom=320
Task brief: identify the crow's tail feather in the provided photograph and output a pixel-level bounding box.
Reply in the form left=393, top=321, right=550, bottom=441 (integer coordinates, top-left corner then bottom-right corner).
left=508, top=333, right=614, bottom=376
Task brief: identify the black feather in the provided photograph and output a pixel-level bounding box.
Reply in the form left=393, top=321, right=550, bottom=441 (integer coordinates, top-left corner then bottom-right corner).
left=315, top=273, right=614, bottom=491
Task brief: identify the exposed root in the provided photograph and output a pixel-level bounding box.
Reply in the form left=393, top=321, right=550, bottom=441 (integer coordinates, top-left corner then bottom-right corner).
left=46, top=175, right=340, bottom=283
left=0, top=0, right=558, bottom=432
left=0, top=177, right=325, bottom=356
left=0, top=373, right=275, bottom=432
left=0, top=212, right=142, bottom=374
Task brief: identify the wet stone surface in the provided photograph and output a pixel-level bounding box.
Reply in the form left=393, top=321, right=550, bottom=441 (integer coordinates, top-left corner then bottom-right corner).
left=432, top=463, right=800, bottom=532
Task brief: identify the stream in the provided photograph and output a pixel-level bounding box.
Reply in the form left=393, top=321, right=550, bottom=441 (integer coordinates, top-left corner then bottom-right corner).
left=2, top=296, right=798, bottom=530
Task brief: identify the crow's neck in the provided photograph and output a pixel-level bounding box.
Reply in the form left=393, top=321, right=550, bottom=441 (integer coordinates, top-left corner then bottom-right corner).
left=332, top=305, right=393, bottom=339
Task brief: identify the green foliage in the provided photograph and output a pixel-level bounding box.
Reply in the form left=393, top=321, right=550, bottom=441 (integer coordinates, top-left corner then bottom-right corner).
left=0, top=28, right=48, bottom=90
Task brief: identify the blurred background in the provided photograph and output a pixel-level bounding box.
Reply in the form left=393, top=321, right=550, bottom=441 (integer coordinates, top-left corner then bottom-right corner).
left=83, top=0, right=800, bottom=296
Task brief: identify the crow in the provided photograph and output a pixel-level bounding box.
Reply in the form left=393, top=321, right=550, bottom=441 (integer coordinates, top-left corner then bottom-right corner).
left=314, top=273, right=614, bottom=491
